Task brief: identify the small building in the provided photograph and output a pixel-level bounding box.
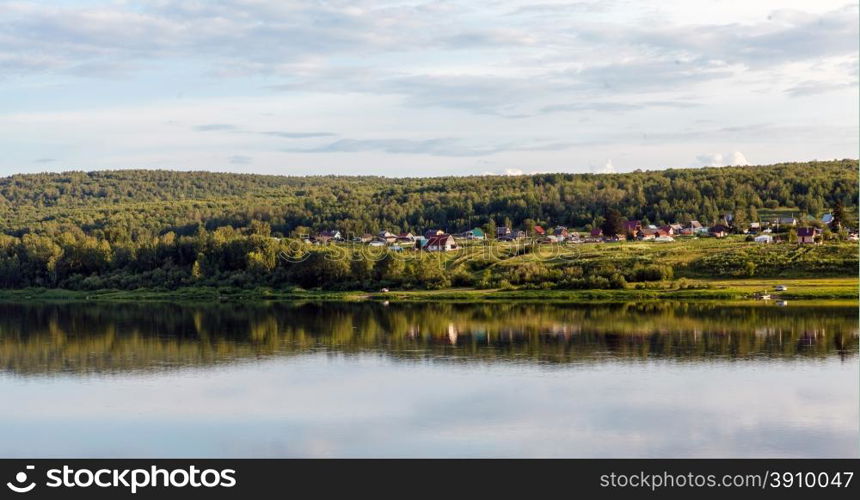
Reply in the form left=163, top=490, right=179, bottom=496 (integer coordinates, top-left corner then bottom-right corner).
left=554, top=226, right=570, bottom=238
left=425, top=233, right=458, bottom=251
left=358, top=233, right=374, bottom=243
left=396, top=232, right=415, bottom=243
left=821, top=213, right=834, bottom=225
left=777, top=216, right=797, bottom=226
left=654, top=235, right=675, bottom=242
left=689, top=220, right=703, bottom=230
left=590, top=228, right=603, bottom=238
left=638, top=228, right=656, bottom=240
left=657, top=226, right=674, bottom=237
left=754, top=234, right=773, bottom=244
left=315, top=230, right=341, bottom=244
left=796, top=227, right=820, bottom=244
left=462, top=228, right=485, bottom=240
left=623, top=220, right=642, bottom=237
left=709, top=224, right=730, bottom=238
left=424, top=229, right=444, bottom=239
left=669, top=223, right=683, bottom=232
left=378, top=231, right=397, bottom=243
left=496, top=226, right=512, bottom=238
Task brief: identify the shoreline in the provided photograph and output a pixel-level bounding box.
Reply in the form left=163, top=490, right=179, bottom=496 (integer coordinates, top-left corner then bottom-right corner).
left=0, top=277, right=856, bottom=304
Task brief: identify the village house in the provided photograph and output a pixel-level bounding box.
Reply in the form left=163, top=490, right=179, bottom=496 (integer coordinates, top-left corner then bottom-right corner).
left=314, top=229, right=342, bottom=244
left=554, top=226, right=570, bottom=238
left=624, top=220, right=642, bottom=238
left=424, top=233, right=458, bottom=251
left=461, top=228, right=485, bottom=240
left=533, top=225, right=546, bottom=236
left=777, top=216, right=797, bottom=227
left=377, top=231, right=397, bottom=243
left=396, top=232, right=415, bottom=243
left=496, top=226, right=512, bottom=239
left=709, top=224, right=730, bottom=238
left=357, top=233, right=373, bottom=243
left=638, top=228, right=656, bottom=240
left=590, top=228, right=603, bottom=238
left=796, top=227, right=820, bottom=244
left=658, top=225, right=674, bottom=236
left=424, top=229, right=445, bottom=239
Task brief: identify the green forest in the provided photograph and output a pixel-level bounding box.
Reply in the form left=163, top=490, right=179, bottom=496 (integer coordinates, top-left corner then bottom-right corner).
left=0, top=160, right=857, bottom=291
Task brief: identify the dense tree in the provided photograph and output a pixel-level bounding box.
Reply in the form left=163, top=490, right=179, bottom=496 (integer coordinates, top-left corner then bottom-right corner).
left=0, top=160, right=855, bottom=291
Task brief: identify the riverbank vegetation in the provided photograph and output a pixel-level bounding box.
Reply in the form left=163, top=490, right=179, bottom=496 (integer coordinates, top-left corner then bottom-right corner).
left=0, top=161, right=856, bottom=294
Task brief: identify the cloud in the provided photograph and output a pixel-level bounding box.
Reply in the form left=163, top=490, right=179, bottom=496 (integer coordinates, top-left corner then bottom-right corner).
left=590, top=159, right=616, bottom=174
left=695, top=151, right=749, bottom=167
left=193, top=124, right=236, bottom=132
left=228, top=155, right=252, bottom=165
left=785, top=80, right=858, bottom=97
left=284, top=138, right=574, bottom=157
left=261, top=131, right=336, bottom=139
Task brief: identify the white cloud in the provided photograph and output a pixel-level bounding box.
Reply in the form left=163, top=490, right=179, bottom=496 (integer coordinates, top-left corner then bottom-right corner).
left=695, top=151, right=750, bottom=167
left=0, top=1, right=856, bottom=176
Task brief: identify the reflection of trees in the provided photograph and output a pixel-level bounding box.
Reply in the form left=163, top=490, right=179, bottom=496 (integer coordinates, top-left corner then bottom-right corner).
left=0, top=302, right=856, bottom=375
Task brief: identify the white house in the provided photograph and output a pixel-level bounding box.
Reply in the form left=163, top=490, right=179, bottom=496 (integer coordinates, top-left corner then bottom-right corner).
left=425, top=234, right=458, bottom=251
left=754, top=234, right=773, bottom=243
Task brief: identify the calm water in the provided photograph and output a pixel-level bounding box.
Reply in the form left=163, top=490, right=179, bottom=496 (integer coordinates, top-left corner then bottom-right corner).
left=0, top=301, right=857, bottom=458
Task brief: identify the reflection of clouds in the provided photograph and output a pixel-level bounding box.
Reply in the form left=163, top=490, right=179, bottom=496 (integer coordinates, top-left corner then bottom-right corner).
left=0, top=354, right=856, bottom=457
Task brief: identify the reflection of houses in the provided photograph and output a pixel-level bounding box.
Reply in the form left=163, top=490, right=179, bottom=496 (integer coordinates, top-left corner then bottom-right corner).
left=797, top=227, right=820, bottom=244
left=425, top=233, right=458, bottom=251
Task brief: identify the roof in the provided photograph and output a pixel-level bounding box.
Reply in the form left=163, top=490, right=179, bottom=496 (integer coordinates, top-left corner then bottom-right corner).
left=710, top=224, right=730, bottom=232
left=590, top=228, right=603, bottom=236
left=470, top=228, right=485, bottom=237
left=534, top=225, right=545, bottom=234
left=797, top=227, right=818, bottom=237
left=624, top=220, right=641, bottom=230
left=689, top=220, right=703, bottom=228
left=318, top=230, right=340, bottom=237
left=822, top=214, right=834, bottom=224
left=426, top=234, right=454, bottom=246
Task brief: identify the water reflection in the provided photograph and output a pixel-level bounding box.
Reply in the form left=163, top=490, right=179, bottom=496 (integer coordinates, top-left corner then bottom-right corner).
left=0, top=301, right=856, bottom=376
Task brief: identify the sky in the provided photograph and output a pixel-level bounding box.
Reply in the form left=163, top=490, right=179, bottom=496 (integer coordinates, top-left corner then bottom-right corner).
left=0, top=0, right=857, bottom=177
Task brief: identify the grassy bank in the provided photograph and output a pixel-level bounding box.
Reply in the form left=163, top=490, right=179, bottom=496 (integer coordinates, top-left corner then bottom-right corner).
left=0, top=277, right=855, bottom=303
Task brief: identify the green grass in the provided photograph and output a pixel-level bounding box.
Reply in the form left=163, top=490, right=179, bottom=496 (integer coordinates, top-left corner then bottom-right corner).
left=1, top=277, right=855, bottom=303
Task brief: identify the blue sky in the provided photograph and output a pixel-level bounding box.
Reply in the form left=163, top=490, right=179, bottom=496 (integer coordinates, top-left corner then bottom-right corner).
left=0, top=0, right=857, bottom=177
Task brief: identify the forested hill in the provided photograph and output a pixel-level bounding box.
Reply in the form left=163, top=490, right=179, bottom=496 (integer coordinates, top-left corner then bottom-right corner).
left=0, top=159, right=857, bottom=238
